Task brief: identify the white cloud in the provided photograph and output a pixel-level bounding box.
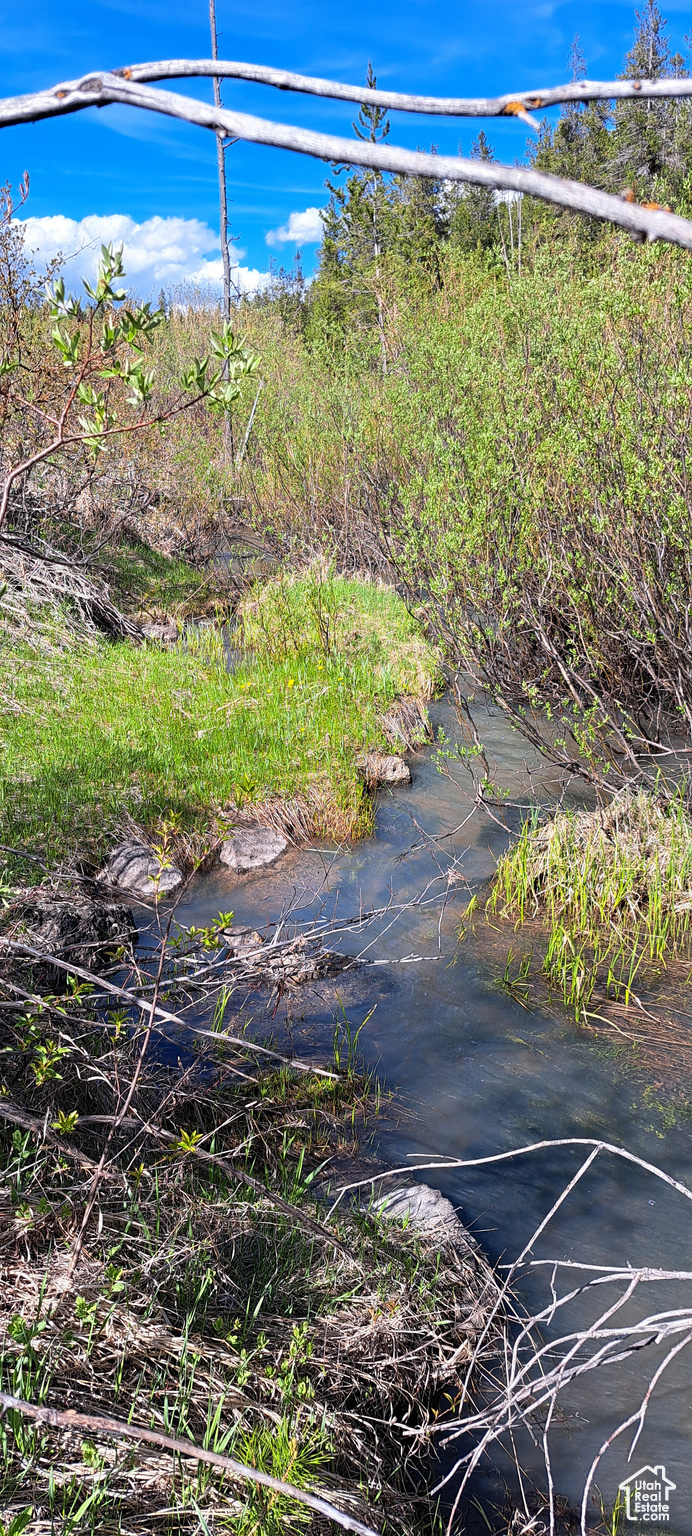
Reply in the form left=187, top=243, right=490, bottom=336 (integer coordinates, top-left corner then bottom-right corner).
left=15, top=213, right=268, bottom=298
left=266, top=207, right=325, bottom=247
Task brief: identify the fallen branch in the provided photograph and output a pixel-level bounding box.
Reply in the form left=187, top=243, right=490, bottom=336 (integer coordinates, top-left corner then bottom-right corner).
left=0, top=1098, right=105, bottom=1175
left=0, top=934, right=340, bottom=1074
left=2, top=71, right=692, bottom=248
left=0, top=937, right=355, bottom=1257
left=0, top=1393, right=381, bottom=1536
left=46, top=56, right=692, bottom=119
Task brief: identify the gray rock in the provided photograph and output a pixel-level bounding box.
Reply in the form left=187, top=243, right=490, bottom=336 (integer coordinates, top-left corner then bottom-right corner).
left=371, top=1181, right=471, bottom=1250
left=315, top=1156, right=478, bottom=1257
left=142, top=618, right=179, bottom=646
left=219, top=825, right=288, bottom=874
left=99, top=841, right=183, bottom=898
left=357, top=751, right=411, bottom=788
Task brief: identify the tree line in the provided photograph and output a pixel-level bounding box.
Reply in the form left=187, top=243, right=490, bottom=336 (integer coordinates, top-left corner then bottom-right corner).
left=255, top=0, right=692, bottom=353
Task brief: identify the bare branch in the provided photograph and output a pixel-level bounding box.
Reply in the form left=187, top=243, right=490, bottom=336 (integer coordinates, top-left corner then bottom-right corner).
left=327, top=1137, right=692, bottom=1219
left=0, top=1393, right=381, bottom=1536
left=2, top=71, right=692, bottom=249
left=0, top=1097, right=105, bottom=1175
left=119, top=57, right=692, bottom=119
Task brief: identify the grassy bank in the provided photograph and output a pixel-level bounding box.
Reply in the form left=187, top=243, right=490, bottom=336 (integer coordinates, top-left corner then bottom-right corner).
left=0, top=569, right=438, bottom=878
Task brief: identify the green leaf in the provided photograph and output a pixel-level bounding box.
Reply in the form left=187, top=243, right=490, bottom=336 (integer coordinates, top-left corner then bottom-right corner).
left=1, top=1507, right=33, bottom=1536
left=181, top=357, right=216, bottom=394
left=117, top=302, right=164, bottom=347
left=100, top=320, right=118, bottom=352
left=83, top=242, right=127, bottom=306
left=51, top=326, right=80, bottom=367
left=119, top=360, right=155, bottom=405
left=177, top=1128, right=203, bottom=1153
left=208, top=379, right=242, bottom=415
left=52, top=1109, right=79, bottom=1136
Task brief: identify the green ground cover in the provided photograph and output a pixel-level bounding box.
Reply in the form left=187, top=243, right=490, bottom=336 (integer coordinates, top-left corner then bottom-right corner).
left=0, top=569, right=437, bottom=877
left=102, top=539, right=228, bottom=619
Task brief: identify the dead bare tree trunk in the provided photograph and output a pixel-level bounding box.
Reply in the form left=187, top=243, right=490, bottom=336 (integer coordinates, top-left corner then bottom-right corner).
left=209, top=0, right=232, bottom=327
left=4, top=66, right=692, bottom=249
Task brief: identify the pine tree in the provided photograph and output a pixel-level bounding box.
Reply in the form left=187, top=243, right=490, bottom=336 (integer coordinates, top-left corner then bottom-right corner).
left=613, top=1, right=689, bottom=198
left=446, top=132, right=499, bottom=254
left=388, top=155, right=448, bottom=284
left=528, top=36, right=613, bottom=212
left=310, top=64, right=394, bottom=366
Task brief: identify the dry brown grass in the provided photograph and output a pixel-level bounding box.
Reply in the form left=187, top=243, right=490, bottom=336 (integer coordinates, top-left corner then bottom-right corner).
left=0, top=925, right=501, bottom=1534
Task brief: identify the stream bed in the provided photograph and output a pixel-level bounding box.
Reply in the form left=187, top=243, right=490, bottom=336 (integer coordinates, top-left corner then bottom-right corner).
left=174, top=694, right=692, bottom=1530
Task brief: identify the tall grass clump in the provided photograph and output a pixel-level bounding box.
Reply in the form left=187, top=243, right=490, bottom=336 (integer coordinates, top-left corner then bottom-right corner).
left=0, top=571, right=437, bottom=875
left=491, top=790, right=692, bottom=1012
left=239, top=565, right=437, bottom=697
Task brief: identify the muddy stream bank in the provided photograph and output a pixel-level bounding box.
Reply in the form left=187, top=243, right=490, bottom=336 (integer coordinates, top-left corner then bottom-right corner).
left=164, top=694, right=692, bottom=1530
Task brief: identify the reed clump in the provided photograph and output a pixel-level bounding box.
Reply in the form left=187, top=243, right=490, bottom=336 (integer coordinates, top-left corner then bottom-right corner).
left=491, top=790, right=692, bottom=1012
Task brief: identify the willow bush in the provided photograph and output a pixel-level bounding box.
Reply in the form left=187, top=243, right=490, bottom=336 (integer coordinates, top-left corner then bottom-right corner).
left=239, top=237, right=692, bottom=789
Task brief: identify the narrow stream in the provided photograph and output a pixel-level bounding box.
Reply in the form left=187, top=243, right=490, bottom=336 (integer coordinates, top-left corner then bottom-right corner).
left=175, top=695, right=692, bottom=1529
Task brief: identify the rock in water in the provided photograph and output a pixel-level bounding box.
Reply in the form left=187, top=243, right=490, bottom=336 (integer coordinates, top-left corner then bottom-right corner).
left=99, top=841, right=183, bottom=897
left=222, top=924, right=263, bottom=956
left=372, top=1181, right=473, bottom=1251
left=220, top=825, right=288, bottom=874
left=357, top=751, right=411, bottom=788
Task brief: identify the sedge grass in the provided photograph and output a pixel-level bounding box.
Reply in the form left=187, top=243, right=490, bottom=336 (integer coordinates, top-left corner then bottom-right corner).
left=491, top=790, right=692, bottom=1014
left=0, top=571, right=437, bottom=878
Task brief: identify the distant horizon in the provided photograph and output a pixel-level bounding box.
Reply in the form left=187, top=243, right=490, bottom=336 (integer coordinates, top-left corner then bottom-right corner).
left=4, top=0, right=692, bottom=292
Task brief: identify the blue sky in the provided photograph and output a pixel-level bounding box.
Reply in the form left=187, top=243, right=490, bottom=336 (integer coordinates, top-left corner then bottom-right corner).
left=2, top=0, right=691, bottom=294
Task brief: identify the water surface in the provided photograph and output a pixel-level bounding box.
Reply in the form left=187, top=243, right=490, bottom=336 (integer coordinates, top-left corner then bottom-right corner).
left=176, top=696, right=692, bottom=1529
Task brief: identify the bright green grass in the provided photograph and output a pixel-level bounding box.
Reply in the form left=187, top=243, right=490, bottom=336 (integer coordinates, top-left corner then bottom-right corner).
left=491, top=790, right=692, bottom=1014
left=102, top=538, right=228, bottom=618
left=0, top=572, right=437, bottom=877
left=239, top=566, right=436, bottom=696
